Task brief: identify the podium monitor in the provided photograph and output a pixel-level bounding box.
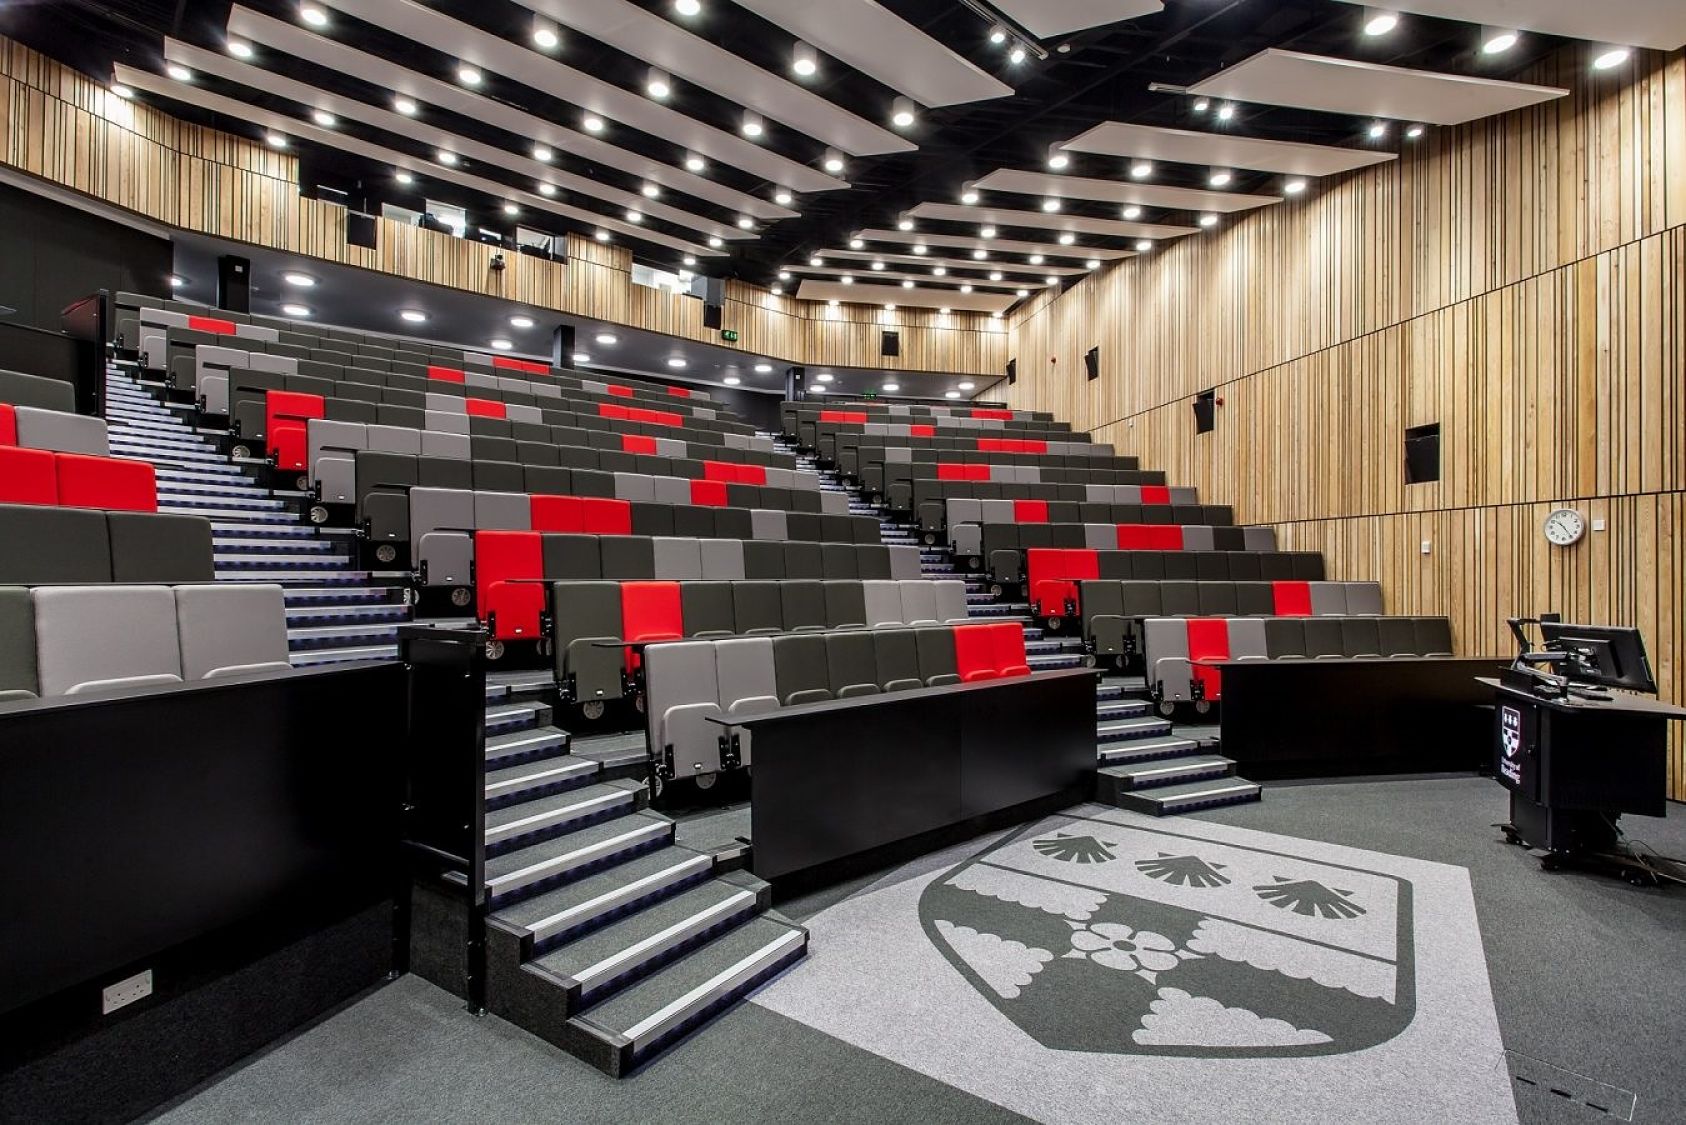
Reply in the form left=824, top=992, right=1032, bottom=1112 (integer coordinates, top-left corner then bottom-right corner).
left=1539, top=623, right=1656, bottom=694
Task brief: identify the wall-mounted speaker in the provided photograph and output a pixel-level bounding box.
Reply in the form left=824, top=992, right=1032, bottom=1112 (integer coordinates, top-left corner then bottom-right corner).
left=216, top=255, right=250, bottom=314
left=1404, top=422, right=1442, bottom=484
left=786, top=365, right=806, bottom=400
left=1007, top=358, right=1017, bottom=385
left=881, top=329, right=900, bottom=357
left=552, top=324, right=576, bottom=369
left=1084, top=346, right=1100, bottom=382
left=346, top=213, right=377, bottom=250
left=1193, top=389, right=1216, bottom=434
left=703, top=302, right=723, bottom=329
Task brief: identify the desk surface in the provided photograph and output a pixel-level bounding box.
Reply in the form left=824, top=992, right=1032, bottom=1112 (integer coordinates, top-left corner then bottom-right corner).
left=1478, top=677, right=1686, bottom=720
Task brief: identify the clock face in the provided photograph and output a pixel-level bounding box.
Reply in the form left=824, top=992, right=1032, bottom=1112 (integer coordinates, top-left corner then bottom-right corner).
left=1544, top=508, right=1586, bottom=546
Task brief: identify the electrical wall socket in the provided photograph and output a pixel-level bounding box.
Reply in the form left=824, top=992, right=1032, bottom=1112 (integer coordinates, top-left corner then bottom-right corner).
left=1592, top=518, right=1606, bottom=532
left=1421, top=540, right=1432, bottom=555
left=102, top=969, right=152, bottom=1014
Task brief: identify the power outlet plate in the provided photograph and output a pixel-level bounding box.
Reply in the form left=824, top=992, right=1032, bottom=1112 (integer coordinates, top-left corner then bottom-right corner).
left=102, top=969, right=152, bottom=1014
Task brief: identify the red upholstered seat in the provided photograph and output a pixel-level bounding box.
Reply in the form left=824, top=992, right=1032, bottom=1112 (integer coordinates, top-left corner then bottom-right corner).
left=607, top=385, right=634, bottom=398
left=1021, top=440, right=1047, bottom=455
left=737, top=464, right=766, bottom=485
left=187, top=315, right=236, bottom=334
left=265, top=391, right=325, bottom=471
left=690, top=479, right=728, bottom=507
left=1273, top=581, right=1312, bottom=617
left=971, top=408, right=1014, bottom=420
left=531, top=494, right=584, bottom=533
left=581, top=497, right=632, bottom=535
left=1013, top=500, right=1049, bottom=524
left=476, top=531, right=545, bottom=640
left=0, top=404, right=15, bottom=446
left=977, top=438, right=1003, bottom=453
left=55, top=453, right=156, bottom=512
left=666, top=386, right=691, bottom=398
left=621, top=434, right=658, bottom=455
left=909, top=424, right=934, bottom=438
left=464, top=398, right=507, bottom=419
left=1186, top=618, right=1230, bottom=700
left=0, top=445, right=56, bottom=504
left=991, top=622, right=1031, bottom=679
left=492, top=356, right=549, bottom=375
left=426, top=366, right=466, bottom=383
left=600, top=403, right=630, bottom=421
left=1026, top=548, right=1097, bottom=619
left=621, top=581, right=683, bottom=671
left=936, top=463, right=968, bottom=481
left=1117, top=524, right=1184, bottom=550
left=953, top=624, right=1000, bottom=683
left=1141, top=485, right=1171, bottom=505
left=819, top=410, right=868, bottom=424
left=703, top=461, right=736, bottom=483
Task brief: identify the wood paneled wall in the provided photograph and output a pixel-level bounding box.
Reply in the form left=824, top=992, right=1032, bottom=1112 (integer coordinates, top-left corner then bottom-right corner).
left=0, top=38, right=1005, bottom=378
left=1007, top=48, right=1686, bottom=797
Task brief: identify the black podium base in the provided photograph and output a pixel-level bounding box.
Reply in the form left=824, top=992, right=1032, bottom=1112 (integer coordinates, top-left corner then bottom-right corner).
left=1506, top=791, right=1619, bottom=853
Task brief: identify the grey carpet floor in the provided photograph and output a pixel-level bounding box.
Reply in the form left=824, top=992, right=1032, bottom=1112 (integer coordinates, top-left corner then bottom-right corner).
left=147, top=777, right=1686, bottom=1125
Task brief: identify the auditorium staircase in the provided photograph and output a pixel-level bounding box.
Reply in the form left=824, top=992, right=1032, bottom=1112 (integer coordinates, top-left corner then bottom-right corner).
left=104, top=359, right=414, bottom=666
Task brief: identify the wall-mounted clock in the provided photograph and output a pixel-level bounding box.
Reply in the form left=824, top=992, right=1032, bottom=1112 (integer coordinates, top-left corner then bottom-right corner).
left=1543, top=508, right=1586, bottom=547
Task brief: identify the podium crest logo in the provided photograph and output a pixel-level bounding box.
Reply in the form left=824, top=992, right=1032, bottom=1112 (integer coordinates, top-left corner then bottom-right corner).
left=1500, top=706, right=1522, bottom=758
left=919, top=814, right=1417, bottom=1058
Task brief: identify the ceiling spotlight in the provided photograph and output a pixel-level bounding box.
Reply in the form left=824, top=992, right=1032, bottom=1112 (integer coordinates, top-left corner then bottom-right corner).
left=988, top=271, right=1003, bottom=281
left=1057, top=233, right=1076, bottom=246
left=980, top=225, right=997, bottom=239
left=532, top=14, right=561, bottom=50
left=723, top=375, right=741, bottom=385
left=1593, top=47, right=1631, bottom=71
left=169, top=275, right=185, bottom=288
left=683, top=255, right=697, bottom=266
left=625, top=209, right=643, bottom=224
left=166, top=64, right=193, bottom=82
left=792, top=41, right=819, bottom=78
left=667, top=357, right=689, bottom=369
left=457, top=64, right=483, bottom=87
left=817, top=372, right=834, bottom=382
left=1015, top=288, right=1028, bottom=297
left=1122, top=205, right=1142, bottom=220
left=596, top=333, right=619, bottom=346
left=1085, top=259, right=1101, bottom=270
left=1284, top=178, right=1308, bottom=196
left=394, top=95, right=418, bottom=116
left=1008, top=45, right=1027, bottom=65
left=778, top=270, right=792, bottom=281
left=937, top=308, right=950, bottom=316
left=400, top=310, right=428, bottom=323
left=1368, top=121, right=1388, bottom=139
left=1209, top=169, right=1232, bottom=187
left=299, top=3, right=328, bottom=28
left=582, top=113, right=605, bottom=133
left=646, top=68, right=672, bottom=99
left=1192, top=97, right=1210, bottom=113
left=971, top=249, right=987, bottom=260
left=1048, top=151, right=1070, bottom=170
left=883, top=383, right=900, bottom=392
left=1029, top=254, right=1044, bottom=265
left=891, top=97, right=918, bottom=130
left=770, top=285, right=783, bottom=296
left=1129, top=160, right=1153, bottom=180
left=1216, top=103, right=1237, bottom=122
left=840, top=274, right=854, bottom=285
left=822, top=149, right=846, bottom=174
left=594, top=229, right=610, bottom=242
left=1363, top=8, right=1399, bottom=36
left=1135, top=239, right=1153, bottom=252
left=933, top=266, right=948, bottom=276
left=960, top=189, right=980, bottom=205
left=395, top=170, right=413, bottom=184
left=532, top=143, right=553, bottom=162
left=945, top=390, right=960, bottom=400
left=281, top=303, right=312, bottom=317
left=674, top=0, right=701, bottom=15
left=754, top=363, right=774, bottom=373
left=990, top=311, right=1003, bottom=320
left=735, top=216, right=755, bottom=231
left=741, top=111, right=765, bottom=138
left=913, top=244, right=928, bottom=255
left=573, top=352, right=591, bottom=363
left=503, top=202, right=519, bottom=216
left=809, top=255, right=824, bottom=267
left=640, top=182, right=661, bottom=200
left=898, top=218, right=915, bottom=232
left=111, top=83, right=135, bottom=99
left=1481, top=27, right=1518, bottom=55
left=267, top=132, right=289, bottom=149
left=538, top=182, right=557, bottom=196
left=827, top=299, right=840, bottom=308
left=849, top=237, right=865, bottom=250
left=988, top=23, right=1008, bottom=45
left=959, top=381, right=975, bottom=390
left=883, top=303, right=896, bottom=312
left=282, top=272, right=316, bottom=287
left=1406, top=124, right=1426, bottom=139
left=902, top=279, right=914, bottom=289
left=871, top=260, right=886, bottom=271
left=490, top=338, right=514, bottom=351
left=1198, top=214, right=1219, bottom=228
left=685, top=152, right=706, bottom=172
left=959, top=284, right=973, bottom=294
left=774, top=188, right=793, bottom=205
left=1041, top=198, right=1062, bottom=212
left=312, top=109, right=336, bottom=127
left=227, top=39, right=254, bottom=59
left=510, top=315, right=535, bottom=329
left=1043, top=276, right=1058, bottom=286
left=437, top=149, right=458, bottom=165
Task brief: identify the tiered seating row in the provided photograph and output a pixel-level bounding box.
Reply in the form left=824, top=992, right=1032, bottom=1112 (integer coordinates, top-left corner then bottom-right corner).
left=552, top=578, right=971, bottom=706
left=0, top=447, right=157, bottom=512
left=1080, top=579, right=1383, bottom=663
left=645, top=621, right=1030, bottom=778
left=0, top=504, right=214, bottom=585
left=0, top=583, right=288, bottom=701
left=0, top=402, right=108, bottom=456
left=1027, top=547, right=1326, bottom=622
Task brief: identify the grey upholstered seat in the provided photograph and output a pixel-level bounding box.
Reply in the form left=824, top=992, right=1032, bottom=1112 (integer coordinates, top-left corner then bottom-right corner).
left=175, top=584, right=291, bottom=680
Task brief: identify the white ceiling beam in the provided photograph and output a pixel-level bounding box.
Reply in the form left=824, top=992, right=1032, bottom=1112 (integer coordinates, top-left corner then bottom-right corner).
left=819, top=248, right=1086, bottom=276
left=785, top=264, right=1030, bottom=292
left=855, top=229, right=1129, bottom=260
left=1060, top=121, right=1397, bottom=176
left=796, top=279, right=1015, bottom=313
left=908, top=202, right=1198, bottom=240
left=1327, top=0, right=1686, bottom=52
left=973, top=168, right=1281, bottom=213
left=991, top=0, right=1164, bottom=39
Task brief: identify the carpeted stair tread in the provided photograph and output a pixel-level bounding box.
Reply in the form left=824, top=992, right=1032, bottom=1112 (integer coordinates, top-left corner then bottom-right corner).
left=1102, top=754, right=1236, bottom=790
left=492, top=847, right=716, bottom=948
left=1097, top=716, right=1174, bottom=742
left=485, top=755, right=599, bottom=806
left=484, top=780, right=645, bottom=852
left=485, top=725, right=572, bottom=771
left=1097, top=735, right=1201, bottom=765
left=569, top=731, right=650, bottom=778
left=1109, top=777, right=1263, bottom=816
left=476, top=812, right=676, bottom=902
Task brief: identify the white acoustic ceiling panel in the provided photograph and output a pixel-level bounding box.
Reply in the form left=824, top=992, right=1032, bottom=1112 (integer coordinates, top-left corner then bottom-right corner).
left=112, top=65, right=720, bottom=257
left=908, top=203, right=1196, bottom=240
left=516, top=0, right=911, bottom=156
left=1328, top=0, right=1686, bottom=52
left=795, top=280, right=1014, bottom=313
left=823, top=249, right=1084, bottom=276
left=787, top=265, right=1023, bottom=292
left=992, top=0, right=1163, bottom=39
left=1061, top=122, right=1396, bottom=176
left=856, top=229, right=1129, bottom=261
left=1187, top=49, right=1568, bottom=127
left=228, top=7, right=795, bottom=220
left=162, top=40, right=751, bottom=243
left=320, top=0, right=847, bottom=194
left=728, top=0, right=1013, bottom=108
left=974, top=169, right=1280, bottom=213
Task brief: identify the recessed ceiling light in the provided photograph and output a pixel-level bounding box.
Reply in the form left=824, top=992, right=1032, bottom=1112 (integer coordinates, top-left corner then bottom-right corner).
left=883, top=383, right=899, bottom=392
left=282, top=303, right=312, bottom=317
left=1406, top=124, right=1425, bottom=140
left=532, top=144, right=553, bottom=162
left=980, top=225, right=997, bottom=239
left=437, top=150, right=457, bottom=165
left=1008, top=44, right=1026, bottom=65
left=457, top=64, right=483, bottom=87
left=1593, top=47, right=1631, bottom=71
left=674, top=0, right=701, bottom=15
left=267, top=133, right=288, bottom=149
left=684, top=152, right=705, bottom=173
left=1368, top=121, right=1389, bottom=140
left=1043, top=276, right=1058, bottom=286
left=582, top=114, right=605, bottom=133
left=683, top=255, right=697, bottom=266
left=1216, top=103, right=1237, bottom=122
left=902, top=279, right=914, bottom=289
left=625, top=209, right=643, bottom=223
left=1015, top=288, right=1028, bottom=297
left=841, top=275, right=854, bottom=285
left=169, top=275, right=185, bottom=288
left=394, top=95, right=418, bottom=116
left=667, top=357, right=688, bottom=369
left=827, top=299, right=840, bottom=308
left=792, top=41, right=819, bottom=78
left=490, top=338, right=514, bottom=351
left=1481, top=28, right=1518, bottom=55
left=849, top=237, right=865, bottom=250
left=299, top=2, right=328, bottom=28
left=778, top=270, right=792, bottom=281
left=945, top=390, right=960, bottom=400
left=809, top=255, right=824, bottom=267
left=990, top=311, right=1003, bottom=319
left=933, top=266, right=948, bottom=277
left=1057, top=233, right=1076, bottom=246
left=891, top=97, right=917, bottom=129
left=1192, top=97, right=1210, bottom=114
left=1085, top=259, right=1101, bottom=270
left=1122, top=205, right=1142, bottom=220
left=532, top=15, right=561, bottom=50
left=1135, top=239, right=1153, bottom=252
left=510, top=315, right=535, bottom=329
left=1048, top=152, right=1070, bottom=170
left=1209, top=169, right=1232, bottom=187
left=646, top=68, right=672, bottom=100
left=816, top=372, right=834, bottom=382
left=166, top=64, right=193, bottom=82
left=741, top=111, right=765, bottom=138
left=111, top=83, right=135, bottom=99
left=737, top=215, right=755, bottom=230
left=395, top=170, right=413, bottom=184
left=754, top=363, right=773, bottom=373
left=771, top=285, right=783, bottom=295
left=1362, top=8, right=1399, bottom=37
left=1129, top=160, right=1153, bottom=180
left=503, top=202, right=519, bottom=216
left=988, top=23, right=1008, bottom=45
left=988, top=271, right=1002, bottom=281
left=1041, top=198, right=1061, bottom=212
left=723, top=375, right=741, bottom=385
left=972, top=249, right=988, bottom=260
left=960, top=189, right=980, bottom=205
left=707, top=236, right=724, bottom=249
left=958, top=381, right=975, bottom=390
left=537, top=182, right=557, bottom=196
left=912, top=244, right=928, bottom=256
left=594, top=229, right=610, bottom=242
left=774, top=189, right=793, bottom=205
left=871, top=260, right=886, bottom=271
left=1029, top=254, right=1044, bottom=265
left=573, top=352, right=591, bottom=363
left=897, top=218, right=914, bottom=232
left=596, top=333, right=619, bottom=346
left=400, top=310, right=428, bottom=323
left=282, top=272, right=316, bottom=287
left=1198, top=214, right=1219, bottom=228
left=960, top=284, right=973, bottom=293
left=823, top=149, right=846, bottom=174
left=1284, top=178, right=1308, bottom=196
left=228, top=39, right=254, bottom=59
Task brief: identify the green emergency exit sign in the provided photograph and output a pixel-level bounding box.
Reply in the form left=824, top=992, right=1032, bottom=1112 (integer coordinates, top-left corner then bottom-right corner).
left=721, top=329, right=740, bottom=343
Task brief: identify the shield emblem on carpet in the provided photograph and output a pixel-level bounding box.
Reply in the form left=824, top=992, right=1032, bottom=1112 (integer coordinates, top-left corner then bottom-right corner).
left=917, top=812, right=1415, bottom=1058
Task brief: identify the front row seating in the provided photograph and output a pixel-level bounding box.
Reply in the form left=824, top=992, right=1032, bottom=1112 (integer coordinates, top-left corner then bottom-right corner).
left=644, top=622, right=1030, bottom=779
left=0, top=584, right=290, bottom=701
